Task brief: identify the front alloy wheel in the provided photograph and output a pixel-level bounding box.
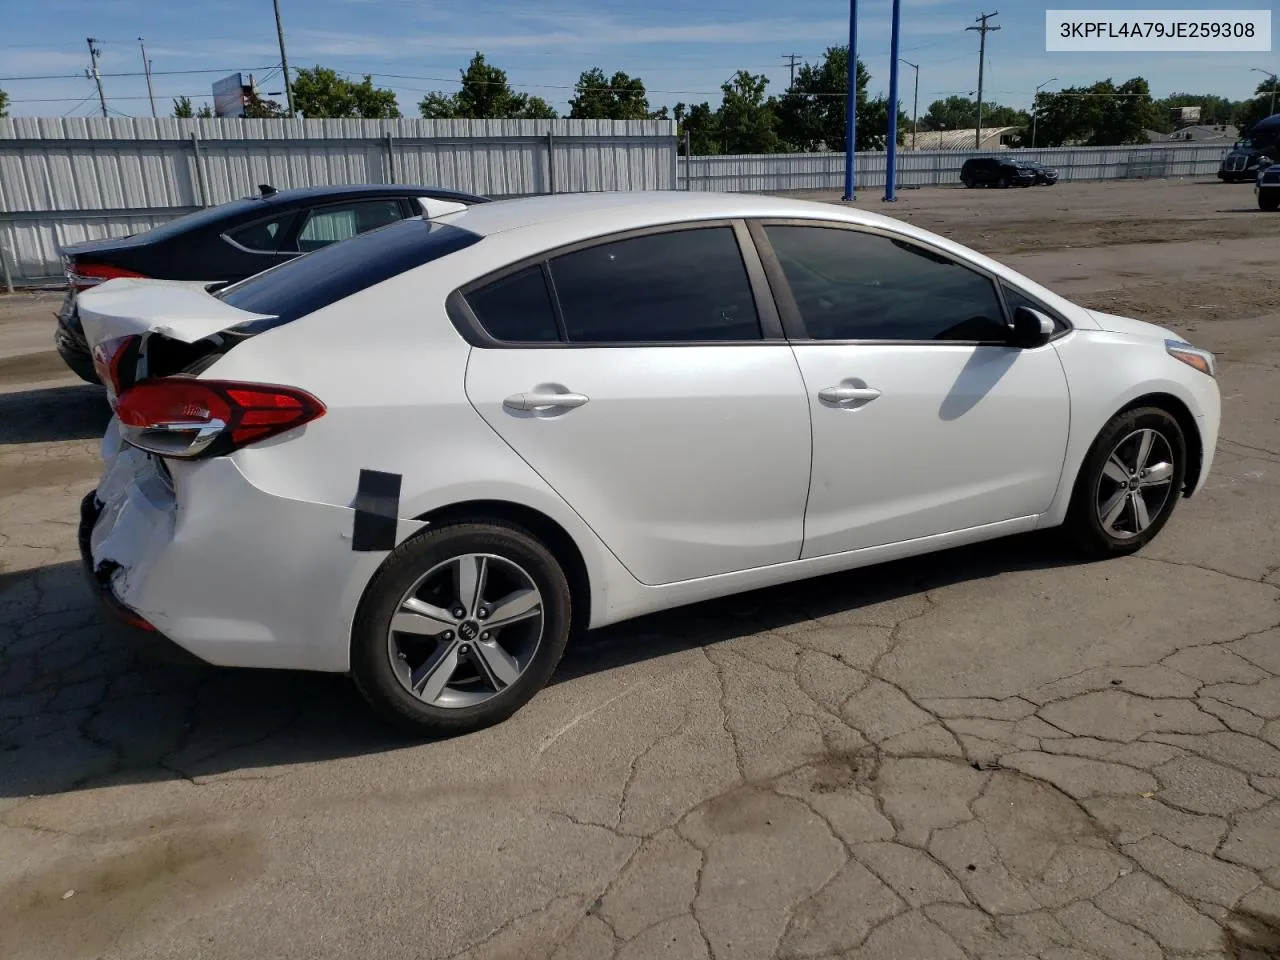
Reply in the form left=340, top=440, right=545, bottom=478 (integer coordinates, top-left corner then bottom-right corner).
left=1094, top=428, right=1176, bottom=540
left=1064, top=407, right=1186, bottom=557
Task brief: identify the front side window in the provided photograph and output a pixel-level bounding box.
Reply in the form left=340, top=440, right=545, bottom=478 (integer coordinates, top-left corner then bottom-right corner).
left=549, top=227, right=761, bottom=343
left=764, top=225, right=1008, bottom=342
left=293, top=199, right=406, bottom=252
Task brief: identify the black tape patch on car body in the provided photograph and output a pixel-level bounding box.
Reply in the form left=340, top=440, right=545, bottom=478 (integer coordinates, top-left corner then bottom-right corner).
left=352, top=469, right=403, bottom=551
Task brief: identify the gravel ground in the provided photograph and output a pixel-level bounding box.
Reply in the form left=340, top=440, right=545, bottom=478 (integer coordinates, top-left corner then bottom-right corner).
left=2, top=177, right=1279, bottom=960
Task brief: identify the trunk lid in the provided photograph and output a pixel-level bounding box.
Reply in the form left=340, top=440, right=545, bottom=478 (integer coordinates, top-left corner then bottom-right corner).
left=77, top=278, right=274, bottom=348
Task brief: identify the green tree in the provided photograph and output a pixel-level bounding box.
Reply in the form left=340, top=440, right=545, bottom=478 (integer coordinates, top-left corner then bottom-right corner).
left=418, top=53, right=557, bottom=120
left=522, top=96, right=558, bottom=119
left=1155, top=92, right=1238, bottom=131
left=717, top=71, right=780, bottom=154
left=773, top=46, right=907, bottom=152
left=243, top=88, right=289, bottom=119
left=196, top=104, right=214, bottom=119
left=569, top=67, right=650, bottom=120
left=674, top=101, right=720, bottom=154
left=920, top=95, right=1026, bottom=131
left=0, top=87, right=9, bottom=119
left=1236, top=77, right=1280, bottom=135
left=1031, top=77, right=1157, bottom=146
left=172, top=96, right=194, bottom=118
left=290, top=66, right=400, bottom=119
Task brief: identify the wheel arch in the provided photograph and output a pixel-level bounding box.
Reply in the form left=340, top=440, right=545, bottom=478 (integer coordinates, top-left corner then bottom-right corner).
left=410, top=499, right=593, bottom=637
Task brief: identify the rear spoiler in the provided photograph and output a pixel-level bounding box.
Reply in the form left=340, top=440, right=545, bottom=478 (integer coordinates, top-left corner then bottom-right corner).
left=78, top=278, right=274, bottom=349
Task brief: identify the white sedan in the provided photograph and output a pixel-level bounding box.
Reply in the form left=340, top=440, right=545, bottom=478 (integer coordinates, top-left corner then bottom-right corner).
left=76, top=192, right=1220, bottom=735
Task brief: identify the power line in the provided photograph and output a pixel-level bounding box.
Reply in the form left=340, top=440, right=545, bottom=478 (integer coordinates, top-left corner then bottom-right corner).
left=0, top=65, right=277, bottom=82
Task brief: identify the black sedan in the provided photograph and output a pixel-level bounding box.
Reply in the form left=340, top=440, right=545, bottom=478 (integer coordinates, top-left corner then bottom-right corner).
left=55, top=183, right=489, bottom=383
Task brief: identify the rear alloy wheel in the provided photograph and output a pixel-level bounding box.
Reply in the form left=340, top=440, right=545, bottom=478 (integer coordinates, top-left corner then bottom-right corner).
left=1063, top=407, right=1186, bottom=557
left=962, top=176, right=975, bottom=188
left=1260, top=192, right=1280, bottom=212
left=351, top=522, right=572, bottom=735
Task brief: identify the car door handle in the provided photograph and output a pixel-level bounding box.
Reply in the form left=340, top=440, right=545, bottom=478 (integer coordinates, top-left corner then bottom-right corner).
left=819, top=385, right=881, bottom=404
left=503, top=391, right=590, bottom=412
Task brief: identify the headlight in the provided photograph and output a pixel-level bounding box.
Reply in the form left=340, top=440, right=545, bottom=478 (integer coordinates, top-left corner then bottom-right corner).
left=1165, top=339, right=1216, bottom=378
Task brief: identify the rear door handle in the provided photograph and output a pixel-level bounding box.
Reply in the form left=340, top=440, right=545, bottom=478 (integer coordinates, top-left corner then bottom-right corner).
left=503, top=391, right=590, bottom=412
left=819, top=385, right=881, bottom=404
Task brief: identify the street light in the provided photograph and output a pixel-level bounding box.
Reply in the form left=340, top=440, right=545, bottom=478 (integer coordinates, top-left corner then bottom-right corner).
left=1251, top=67, right=1278, bottom=118
left=900, top=59, right=919, bottom=150
left=1031, top=77, right=1058, bottom=149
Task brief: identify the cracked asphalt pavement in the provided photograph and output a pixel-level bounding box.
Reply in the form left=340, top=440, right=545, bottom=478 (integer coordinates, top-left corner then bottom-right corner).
left=2, top=179, right=1280, bottom=959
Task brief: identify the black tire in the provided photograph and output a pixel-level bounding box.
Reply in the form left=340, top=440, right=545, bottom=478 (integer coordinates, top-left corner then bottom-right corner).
left=1260, top=193, right=1280, bottom=212
left=1062, top=406, right=1186, bottom=559
left=351, top=521, right=573, bottom=736
left=1000, top=175, right=1012, bottom=188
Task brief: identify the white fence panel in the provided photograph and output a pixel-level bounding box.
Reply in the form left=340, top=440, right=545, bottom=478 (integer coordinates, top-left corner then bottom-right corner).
left=0, top=116, right=677, bottom=282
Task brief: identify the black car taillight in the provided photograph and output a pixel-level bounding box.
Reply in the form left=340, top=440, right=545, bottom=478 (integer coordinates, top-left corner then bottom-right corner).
left=66, top=261, right=150, bottom=291
left=115, top=378, right=326, bottom=459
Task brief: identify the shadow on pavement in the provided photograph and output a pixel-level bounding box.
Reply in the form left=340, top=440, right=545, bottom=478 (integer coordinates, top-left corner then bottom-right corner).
left=0, top=382, right=109, bottom=445
left=0, top=532, right=1085, bottom=798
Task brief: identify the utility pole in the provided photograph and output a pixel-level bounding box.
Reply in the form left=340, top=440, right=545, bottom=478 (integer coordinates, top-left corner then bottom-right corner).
left=138, top=37, right=156, bottom=117
left=273, top=0, right=296, bottom=117
left=966, top=11, right=1000, bottom=148
left=900, top=58, right=919, bottom=150
left=783, top=53, right=802, bottom=91
left=86, top=37, right=108, bottom=118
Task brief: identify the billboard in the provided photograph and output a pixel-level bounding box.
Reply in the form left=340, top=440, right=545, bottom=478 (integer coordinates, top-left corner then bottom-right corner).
left=213, top=73, right=247, bottom=118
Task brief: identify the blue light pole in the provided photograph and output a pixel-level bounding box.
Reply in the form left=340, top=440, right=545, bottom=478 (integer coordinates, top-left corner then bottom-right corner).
left=884, top=0, right=902, bottom=201
left=842, top=0, right=858, bottom=200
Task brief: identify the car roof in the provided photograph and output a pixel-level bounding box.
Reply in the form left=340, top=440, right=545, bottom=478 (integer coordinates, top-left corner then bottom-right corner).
left=434, top=191, right=908, bottom=239
left=252, top=183, right=484, bottom=204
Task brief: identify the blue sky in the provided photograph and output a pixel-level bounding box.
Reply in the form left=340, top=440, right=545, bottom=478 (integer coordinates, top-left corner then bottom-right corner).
left=2, top=0, right=1275, bottom=119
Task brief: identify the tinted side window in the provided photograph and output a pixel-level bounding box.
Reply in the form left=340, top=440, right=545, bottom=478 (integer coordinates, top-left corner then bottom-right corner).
left=225, top=213, right=296, bottom=253
left=765, top=225, right=1008, bottom=342
left=550, top=227, right=761, bottom=343
left=467, top=266, right=560, bottom=343
left=293, top=200, right=406, bottom=252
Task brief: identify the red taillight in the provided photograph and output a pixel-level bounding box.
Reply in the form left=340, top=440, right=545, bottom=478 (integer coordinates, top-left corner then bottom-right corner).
left=92, top=335, right=142, bottom=402
left=67, top=261, right=149, bottom=291
left=115, top=379, right=325, bottom=459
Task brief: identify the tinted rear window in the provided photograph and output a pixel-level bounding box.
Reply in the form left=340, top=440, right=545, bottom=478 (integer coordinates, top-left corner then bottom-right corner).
left=139, top=198, right=272, bottom=242
left=216, top=218, right=481, bottom=329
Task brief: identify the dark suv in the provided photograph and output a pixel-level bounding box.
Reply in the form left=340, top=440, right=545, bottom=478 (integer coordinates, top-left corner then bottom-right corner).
left=960, top=157, right=1037, bottom=188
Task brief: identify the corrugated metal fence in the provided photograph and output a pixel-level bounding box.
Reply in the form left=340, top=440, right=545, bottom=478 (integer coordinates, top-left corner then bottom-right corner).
left=0, top=116, right=677, bottom=283
left=678, top=143, right=1232, bottom=193
left=0, top=119, right=1238, bottom=285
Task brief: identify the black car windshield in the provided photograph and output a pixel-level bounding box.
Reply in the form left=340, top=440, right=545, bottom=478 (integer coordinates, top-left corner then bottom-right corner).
left=133, top=197, right=271, bottom=242
left=216, top=217, right=482, bottom=329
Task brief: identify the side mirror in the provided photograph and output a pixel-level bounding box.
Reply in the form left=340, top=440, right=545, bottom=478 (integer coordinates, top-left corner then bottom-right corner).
left=1009, top=306, right=1055, bottom=349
